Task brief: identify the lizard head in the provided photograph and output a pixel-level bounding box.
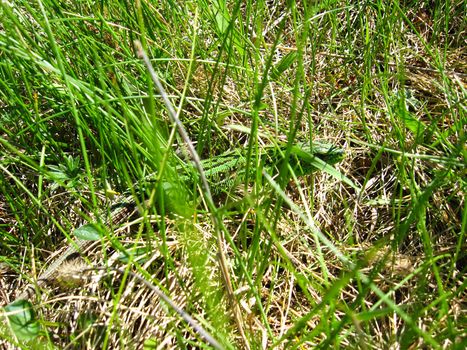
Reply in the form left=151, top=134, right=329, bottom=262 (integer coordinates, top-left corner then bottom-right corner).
left=297, top=142, right=345, bottom=166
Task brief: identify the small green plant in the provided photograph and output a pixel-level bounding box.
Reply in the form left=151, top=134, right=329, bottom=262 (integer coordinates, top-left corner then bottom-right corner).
left=2, top=300, right=40, bottom=342
left=47, top=155, right=83, bottom=190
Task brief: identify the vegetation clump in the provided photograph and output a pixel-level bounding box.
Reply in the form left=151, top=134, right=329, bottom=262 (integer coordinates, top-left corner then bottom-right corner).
left=0, top=1, right=465, bottom=349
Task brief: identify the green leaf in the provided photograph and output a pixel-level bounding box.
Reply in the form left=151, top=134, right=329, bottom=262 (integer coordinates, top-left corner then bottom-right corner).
left=270, top=51, right=298, bottom=80
left=73, top=223, right=103, bottom=241
left=215, top=11, right=229, bottom=34
left=257, top=102, right=269, bottom=111
left=395, top=91, right=426, bottom=137
left=143, top=338, right=157, bottom=349
left=398, top=110, right=426, bottom=136
left=3, top=300, right=40, bottom=341
left=311, top=157, right=359, bottom=190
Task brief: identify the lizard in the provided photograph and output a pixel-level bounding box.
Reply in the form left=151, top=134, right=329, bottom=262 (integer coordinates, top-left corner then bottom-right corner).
left=7, top=141, right=345, bottom=304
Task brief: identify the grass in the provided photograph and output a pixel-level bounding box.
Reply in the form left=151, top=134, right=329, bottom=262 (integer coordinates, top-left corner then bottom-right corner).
left=0, top=0, right=465, bottom=349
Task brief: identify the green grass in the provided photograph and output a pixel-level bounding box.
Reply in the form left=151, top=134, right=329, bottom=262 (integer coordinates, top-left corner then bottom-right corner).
left=1, top=0, right=465, bottom=349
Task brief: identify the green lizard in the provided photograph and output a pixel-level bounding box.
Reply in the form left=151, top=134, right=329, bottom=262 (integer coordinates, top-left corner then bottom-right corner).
left=7, top=141, right=344, bottom=303
left=186, top=141, right=344, bottom=196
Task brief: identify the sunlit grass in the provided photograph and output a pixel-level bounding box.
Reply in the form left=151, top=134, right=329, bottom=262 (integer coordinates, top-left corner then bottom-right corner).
left=1, top=0, right=465, bottom=349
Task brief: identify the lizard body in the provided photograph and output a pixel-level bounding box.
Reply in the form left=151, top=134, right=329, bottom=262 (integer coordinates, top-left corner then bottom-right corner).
left=11, top=141, right=344, bottom=303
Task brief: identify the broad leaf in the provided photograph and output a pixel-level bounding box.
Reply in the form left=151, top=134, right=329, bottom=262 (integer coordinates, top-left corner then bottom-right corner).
left=3, top=300, right=40, bottom=341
